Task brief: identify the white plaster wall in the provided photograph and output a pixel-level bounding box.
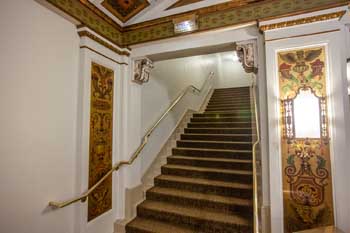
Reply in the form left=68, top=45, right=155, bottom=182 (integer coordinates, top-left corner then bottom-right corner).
left=141, top=55, right=216, bottom=132
left=213, top=52, right=251, bottom=89
left=0, top=0, right=80, bottom=233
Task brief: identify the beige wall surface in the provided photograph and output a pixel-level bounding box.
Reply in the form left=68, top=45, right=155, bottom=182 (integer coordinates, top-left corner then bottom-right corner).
left=0, top=1, right=80, bottom=233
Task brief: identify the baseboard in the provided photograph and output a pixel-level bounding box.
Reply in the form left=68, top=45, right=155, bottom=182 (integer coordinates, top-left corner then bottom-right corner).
left=261, top=205, right=271, bottom=233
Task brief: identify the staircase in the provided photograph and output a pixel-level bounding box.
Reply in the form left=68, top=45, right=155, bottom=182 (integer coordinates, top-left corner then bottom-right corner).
left=126, top=87, right=254, bottom=233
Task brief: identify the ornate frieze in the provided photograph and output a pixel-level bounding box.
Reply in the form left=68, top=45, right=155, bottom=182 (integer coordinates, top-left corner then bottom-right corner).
left=133, top=58, right=154, bottom=84
left=260, top=11, right=346, bottom=31
left=233, top=40, right=258, bottom=74
left=42, top=0, right=349, bottom=46
left=88, top=62, right=114, bottom=221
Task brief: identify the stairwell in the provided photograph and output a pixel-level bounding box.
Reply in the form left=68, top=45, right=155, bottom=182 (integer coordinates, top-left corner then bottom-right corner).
left=126, top=87, right=254, bottom=233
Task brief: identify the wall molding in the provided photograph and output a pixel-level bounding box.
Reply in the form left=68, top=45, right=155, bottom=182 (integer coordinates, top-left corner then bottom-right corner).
left=80, top=46, right=128, bottom=66
left=264, top=29, right=341, bottom=42
left=259, top=11, right=346, bottom=32
left=78, top=30, right=130, bottom=57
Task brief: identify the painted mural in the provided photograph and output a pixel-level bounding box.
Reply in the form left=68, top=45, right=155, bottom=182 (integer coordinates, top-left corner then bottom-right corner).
left=278, top=46, right=334, bottom=232
left=88, top=62, right=114, bottom=221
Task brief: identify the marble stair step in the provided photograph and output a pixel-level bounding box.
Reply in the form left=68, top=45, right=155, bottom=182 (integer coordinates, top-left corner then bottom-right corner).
left=184, top=127, right=253, bottom=135
left=181, top=133, right=253, bottom=142
left=172, top=147, right=252, bottom=160
left=154, top=175, right=253, bottom=198
left=136, top=200, right=252, bottom=233
left=126, top=217, right=196, bottom=233
left=161, top=164, right=253, bottom=183
left=188, top=122, right=252, bottom=128
left=167, top=155, right=252, bottom=170
left=190, top=116, right=252, bottom=123
left=193, top=112, right=252, bottom=118
left=176, top=140, right=253, bottom=150
left=146, top=186, right=253, bottom=216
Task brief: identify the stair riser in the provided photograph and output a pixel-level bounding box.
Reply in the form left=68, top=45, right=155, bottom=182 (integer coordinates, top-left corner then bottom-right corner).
left=154, top=177, right=252, bottom=198
left=207, top=103, right=251, bottom=108
left=188, top=122, right=252, bottom=128
left=209, top=97, right=251, bottom=101
left=125, top=226, right=151, bottom=233
left=190, top=117, right=251, bottom=123
left=210, top=96, right=251, bottom=101
left=146, top=191, right=253, bottom=217
left=177, top=141, right=252, bottom=150
left=205, top=107, right=252, bottom=112
left=167, top=157, right=252, bottom=170
left=213, top=89, right=250, bottom=93
left=137, top=206, right=252, bottom=233
left=172, top=148, right=252, bottom=160
left=161, top=167, right=253, bottom=183
left=181, top=134, right=252, bottom=142
left=184, top=128, right=252, bottom=134
left=205, top=107, right=250, bottom=113
left=213, top=89, right=249, bottom=93
left=193, top=112, right=252, bottom=118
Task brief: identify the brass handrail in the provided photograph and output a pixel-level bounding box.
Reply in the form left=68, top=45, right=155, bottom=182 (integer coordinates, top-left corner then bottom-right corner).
left=49, top=72, right=214, bottom=209
left=251, top=79, right=260, bottom=233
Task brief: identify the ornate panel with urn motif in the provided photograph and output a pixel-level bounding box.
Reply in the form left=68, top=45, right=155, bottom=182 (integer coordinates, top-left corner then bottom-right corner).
left=278, top=46, right=334, bottom=232
left=88, top=62, right=114, bottom=221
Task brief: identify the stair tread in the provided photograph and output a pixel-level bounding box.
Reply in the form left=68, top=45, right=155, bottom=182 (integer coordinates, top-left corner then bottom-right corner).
left=191, top=117, right=251, bottom=119
left=174, top=147, right=252, bottom=153
left=186, top=127, right=252, bottom=130
left=189, top=122, right=252, bottom=124
left=128, top=217, right=196, bottom=233
left=156, top=175, right=253, bottom=189
left=202, top=110, right=251, bottom=114
left=178, top=140, right=253, bottom=144
left=163, top=164, right=253, bottom=175
left=148, top=186, right=252, bottom=206
left=139, top=200, right=251, bottom=226
left=182, top=133, right=254, bottom=137
left=169, top=155, right=252, bottom=163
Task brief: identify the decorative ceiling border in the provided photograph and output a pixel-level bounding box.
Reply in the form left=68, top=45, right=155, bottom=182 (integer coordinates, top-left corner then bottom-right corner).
left=123, top=0, right=349, bottom=45
left=42, top=0, right=349, bottom=48
left=259, top=11, right=346, bottom=31
left=44, top=0, right=123, bottom=46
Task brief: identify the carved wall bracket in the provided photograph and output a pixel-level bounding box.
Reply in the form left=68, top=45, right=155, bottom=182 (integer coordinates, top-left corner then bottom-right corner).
left=133, top=58, right=154, bottom=84
left=233, top=40, right=258, bottom=74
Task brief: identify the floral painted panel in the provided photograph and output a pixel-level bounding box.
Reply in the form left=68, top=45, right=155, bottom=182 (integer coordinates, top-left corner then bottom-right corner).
left=278, top=46, right=334, bottom=232
left=88, top=62, right=114, bottom=221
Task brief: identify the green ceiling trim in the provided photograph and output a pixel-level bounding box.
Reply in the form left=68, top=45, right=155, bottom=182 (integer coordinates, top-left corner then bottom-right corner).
left=123, top=0, right=349, bottom=45
left=46, top=0, right=123, bottom=46
left=44, top=0, right=349, bottom=47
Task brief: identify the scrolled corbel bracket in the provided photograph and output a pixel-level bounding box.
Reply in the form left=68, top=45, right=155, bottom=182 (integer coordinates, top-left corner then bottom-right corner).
left=233, top=40, right=258, bottom=74
left=133, top=57, right=154, bottom=84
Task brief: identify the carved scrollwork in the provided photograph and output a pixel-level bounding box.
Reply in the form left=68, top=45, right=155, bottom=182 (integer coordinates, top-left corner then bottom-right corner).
left=133, top=58, right=154, bottom=84
left=233, top=40, right=258, bottom=74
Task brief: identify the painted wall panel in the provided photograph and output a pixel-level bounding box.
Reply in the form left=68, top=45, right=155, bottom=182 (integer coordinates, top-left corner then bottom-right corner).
left=278, top=46, right=334, bottom=232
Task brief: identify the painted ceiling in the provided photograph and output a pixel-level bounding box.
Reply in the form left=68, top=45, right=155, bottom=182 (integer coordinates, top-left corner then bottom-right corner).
left=166, top=0, right=205, bottom=10
left=101, top=0, right=150, bottom=23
